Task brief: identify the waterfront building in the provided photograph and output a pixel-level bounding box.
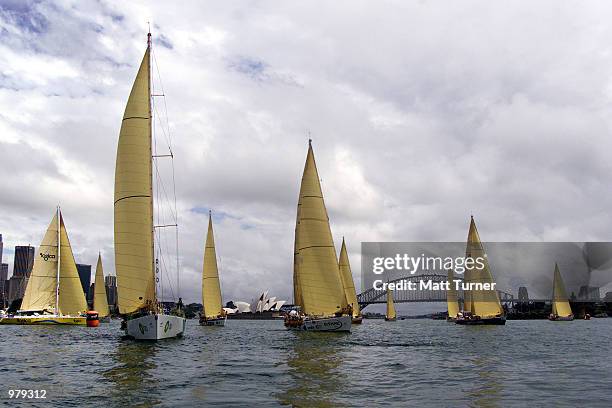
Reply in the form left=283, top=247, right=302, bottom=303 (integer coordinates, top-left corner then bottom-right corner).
left=104, top=275, right=117, bottom=312
left=76, top=264, right=91, bottom=298
left=578, top=285, right=600, bottom=301
left=518, top=287, right=529, bottom=302
left=0, top=263, right=8, bottom=307
left=13, top=246, right=34, bottom=277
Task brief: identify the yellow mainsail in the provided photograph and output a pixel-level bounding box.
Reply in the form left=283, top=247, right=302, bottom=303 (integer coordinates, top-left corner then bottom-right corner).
left=293, top=141, right=348, bottom=316
left=114, top=41, right=155, bottom=315
left=338, top=238, right=360, bottom=318
left=93, top=254, right=110, bottom=318
left=21, top=210, right=87, bottom=316
left=202, top=212, right=223, bottom=318
left=464, top=216, right=503, bottom=318
left=386, top=288, right=396, bottom=319
left=446, top=269, right=459, bottom=318
left=552, top=263, right=572, bottom=317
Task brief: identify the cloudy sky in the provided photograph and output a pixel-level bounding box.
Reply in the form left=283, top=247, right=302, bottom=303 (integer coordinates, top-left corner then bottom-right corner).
left=1, top=1, right=612, bottom=309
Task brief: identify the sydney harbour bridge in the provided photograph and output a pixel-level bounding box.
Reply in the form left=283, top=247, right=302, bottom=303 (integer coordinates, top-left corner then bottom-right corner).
left=356, top=273, right=515, bottom=309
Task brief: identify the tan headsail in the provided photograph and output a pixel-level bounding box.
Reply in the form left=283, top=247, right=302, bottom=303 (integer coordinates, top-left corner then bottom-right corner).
left=114, top=40, right=155, bottom=315
left=552, top=263, right=572, bottom=317
left=57, top=214, right=89, bottom=315
left=386, top=288, right=396, bottom=320
left=202, top=212, right=223, bottom=318
left=293, top=140, right=348, bottom=316
left=21, top=210, right=87, bottom=316
left=446, top=269, right=459, bottom=318
left=93, top=254, right=110, bottom=318
left=21, top=212, right=60, bottom=312
left=464, top=216, right=503, bottom=318
left=338, top=238, right=360, bottom=318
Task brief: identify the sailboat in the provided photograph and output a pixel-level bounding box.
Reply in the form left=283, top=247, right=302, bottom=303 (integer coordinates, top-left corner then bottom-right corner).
left=456, top=216, right=506, bottom=325
left=199, top=211, right=226, bottom=326
left=338, top=238, right=363, bottom=324
left=0, top=208, right=87, bottom=325
left=446, top=270, right=459, bottom=322
left=285, top=140, right=351, bottom=332
left=385, top=288, right=397, bottom=321
left=92, top=254, right=110, bottom=323
left=114, top=32, right=185, bottom=340
left=548, top=263, right=574, bottom=321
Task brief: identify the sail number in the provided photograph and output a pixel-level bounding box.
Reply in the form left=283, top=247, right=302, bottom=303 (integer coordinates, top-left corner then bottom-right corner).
left=8, top=389, right=46, bottom=399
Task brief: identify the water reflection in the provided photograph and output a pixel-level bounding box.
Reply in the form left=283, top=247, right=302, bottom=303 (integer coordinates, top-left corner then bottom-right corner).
left=277, top=332, right=348, bottom=407
left=104, top=340, right=161, bottom=407
left=465, top=355, right=503, bottom=408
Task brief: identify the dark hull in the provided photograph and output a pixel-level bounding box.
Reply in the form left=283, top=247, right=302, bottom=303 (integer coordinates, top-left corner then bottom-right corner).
left=384, top=317, right=397, bottom=322
left=455, top=316, right=506, bottom=325
left=352, top=316, right=363, bottom=324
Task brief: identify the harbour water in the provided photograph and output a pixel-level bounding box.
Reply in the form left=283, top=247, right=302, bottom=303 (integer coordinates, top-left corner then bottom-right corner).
left=1, top=319, right=611, bottom=407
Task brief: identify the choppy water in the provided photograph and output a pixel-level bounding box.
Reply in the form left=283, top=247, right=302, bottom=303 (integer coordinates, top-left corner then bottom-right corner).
left=0, top=318, right=610, bottom=407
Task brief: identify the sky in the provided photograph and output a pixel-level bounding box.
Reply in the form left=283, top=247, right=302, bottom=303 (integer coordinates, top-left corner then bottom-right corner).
left=1, top=0, right=612, bottom=311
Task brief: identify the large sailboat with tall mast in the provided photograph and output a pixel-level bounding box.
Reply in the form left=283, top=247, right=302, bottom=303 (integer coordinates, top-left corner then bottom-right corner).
left=456, top=216, right=506, bottom=325
left=0, top=208, right=87, bottom=325
left=338, top=238, right=363, bottom=324
left=548, top=263, right=574, bottom=321
left=285, top=140, right=351, bottom=332
left=92, top=254, right=110, bottom=323
left=199, top=211, right=226, bottom=326
left=114, top=32, right=185, bottom=340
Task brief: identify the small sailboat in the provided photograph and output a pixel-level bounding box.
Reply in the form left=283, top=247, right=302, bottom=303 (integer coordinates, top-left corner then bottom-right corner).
left=385, top=288, right=397, bottom=321
left=338, top=238, right=363, bottom=324
left=199, top=211, right=226, bottom=326
left=114, top=32, right=185, bottom=340
left=456, top=216, right=506, bottom=325
left=446, top=270, right=459, bottom=322
left=548, top=263, right=574, bottom=321
left=92, top=254, right=110, bottom=324
left=0, top=208, right=87, bottom=325
left=285, top=140, right=351, bottom=332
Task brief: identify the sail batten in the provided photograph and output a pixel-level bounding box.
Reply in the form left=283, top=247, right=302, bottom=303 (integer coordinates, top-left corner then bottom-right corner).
left=338, top=238, right=360, bottom=318
left=464, top=216, right=503, bottom=318
left=293, top=142, right=347, bottom=316
left=202, top=213, right=223, bottom=318
left=114, top=46, right=155, bottom=315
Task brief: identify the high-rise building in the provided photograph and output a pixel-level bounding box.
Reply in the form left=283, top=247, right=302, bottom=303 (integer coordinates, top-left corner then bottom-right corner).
left=105, top=275, right=117, bottom=311
left=76, top=264, right=91, bottom=298
left=13, top=246, right=35, bottom=277
left=0, top=263, right=8, bottom=307
left=578, top=285, right=600, bottom=301
left=518, top=287, right=529, bottom=302
left=0, top=234, right=4, bottom=265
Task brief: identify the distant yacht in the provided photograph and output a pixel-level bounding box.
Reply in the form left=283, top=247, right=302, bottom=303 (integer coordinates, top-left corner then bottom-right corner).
left=0, top=208, right=87, bottom=325
left=456, top=216, right=506, bottom=325
left=385, top=288, right=397, bottom=321
left=548, top=263, right=574, bottom=321
left=338, top=238, right=363, bottom=324
left=92, top=253, right=110, bottom=323
left=114, top=32, right=185, bottom=340
left=199, top=211, right=226, bottom=326
left=285, top=140, right=351, bottom=332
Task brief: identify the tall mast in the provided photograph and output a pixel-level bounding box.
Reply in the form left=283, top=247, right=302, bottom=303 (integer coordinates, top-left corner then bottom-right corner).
left=55, top=206, right=60, bottom=315
left=147, top=30, right=156, bottom=306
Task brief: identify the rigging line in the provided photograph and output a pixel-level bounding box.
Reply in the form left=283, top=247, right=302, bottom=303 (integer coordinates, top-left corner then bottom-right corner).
left=151, top=47, right=174, bottom=153
left=152, top=157, right=177, bottom=222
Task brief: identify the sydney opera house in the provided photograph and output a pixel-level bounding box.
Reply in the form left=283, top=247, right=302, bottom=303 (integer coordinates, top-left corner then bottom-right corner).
left=224, top=291, right=287, bottom=316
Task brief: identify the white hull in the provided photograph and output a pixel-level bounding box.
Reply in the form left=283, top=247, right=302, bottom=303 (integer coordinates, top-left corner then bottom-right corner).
left=199, top=316, right=226, bottom=326
left=286, top=315, right=351, bottom=332
left=125, top=314, right=185, bottom=340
